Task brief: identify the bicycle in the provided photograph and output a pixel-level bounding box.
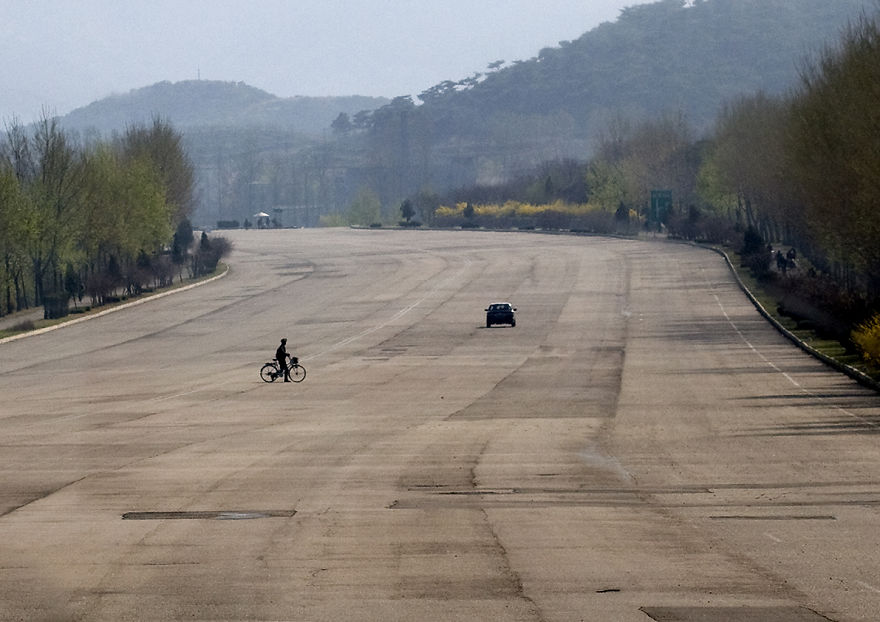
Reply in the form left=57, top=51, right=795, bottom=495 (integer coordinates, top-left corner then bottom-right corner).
left=260, top=356, right=306, bottom=383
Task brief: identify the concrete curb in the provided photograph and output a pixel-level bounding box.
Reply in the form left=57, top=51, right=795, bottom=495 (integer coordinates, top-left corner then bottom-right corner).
left=706, top=244, right=880, bottom=394
left=0, top=265, right=229, bottom=346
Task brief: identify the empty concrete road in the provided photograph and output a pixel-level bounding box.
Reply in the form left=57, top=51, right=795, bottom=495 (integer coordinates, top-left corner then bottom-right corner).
left=1, top=229, right=878, bottom=621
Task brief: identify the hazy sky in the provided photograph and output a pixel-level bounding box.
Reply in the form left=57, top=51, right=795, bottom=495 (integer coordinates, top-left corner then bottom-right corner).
left=1, top=0, right=655, bottom=123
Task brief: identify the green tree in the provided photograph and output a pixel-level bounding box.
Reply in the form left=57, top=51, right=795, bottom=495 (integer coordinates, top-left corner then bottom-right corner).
left=708, top=92, right=798, bottom=242
left=347, top=187, right=381, bottom=226
left=79, top=143, right=172, bottom=301
left=587, top=113, right=697, bottom=222
left=118, top=116, right=195, bottom=225
left=399, top=198, right=415, bottom=222
left=19, top=115, right=86, bottom=315
left=0, top=163, right=29, bottom=314
left=172, top=218, right=195, bottom=282
left=586, top=158, right=630, bottom=213
left=787, top=13, right=880, bottom=298
left=192, top=232, right=232, bottom=276
left=408, top=188, right=440, bottom=225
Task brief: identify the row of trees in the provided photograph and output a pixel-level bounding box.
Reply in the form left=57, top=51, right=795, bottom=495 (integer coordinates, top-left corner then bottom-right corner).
left=0, top=116, right=218, bottom=319
left=703, top=12, right=880, bottom=316
left=516, top=10, right=878, bottom=303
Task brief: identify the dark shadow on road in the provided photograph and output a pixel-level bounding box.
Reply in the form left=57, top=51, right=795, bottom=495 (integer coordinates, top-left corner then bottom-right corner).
left=735, top=415, right=880, bottom=436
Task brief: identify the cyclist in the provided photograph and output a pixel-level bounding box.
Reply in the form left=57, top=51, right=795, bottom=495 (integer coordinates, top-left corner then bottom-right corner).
left=275, top=338, right=293, bottom=382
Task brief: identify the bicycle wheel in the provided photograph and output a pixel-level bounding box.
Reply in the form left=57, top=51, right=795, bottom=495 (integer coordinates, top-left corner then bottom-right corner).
left=289, top=364, right=306, bottom=382
left=260, top=363, right=279, bottom=383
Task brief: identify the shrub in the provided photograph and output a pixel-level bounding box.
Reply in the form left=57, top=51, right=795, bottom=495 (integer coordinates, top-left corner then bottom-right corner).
left=699, top=216, right=738, bottom=245
left=193, top=233, right=233, bottom=276
left=852, top=313, right=880, bottom=368
left=319, top=213, right=347, bottom=227
left=536, top=210, right=570, bottom=230
left=739, top=226, right=773, bottom=279
left=740, top=226, right=765, bottom=256
left=743, top=250, right=772, bottom=279
left=569, top=210, right=616, bottom=234
left=42, top=293, right=70, bottom=319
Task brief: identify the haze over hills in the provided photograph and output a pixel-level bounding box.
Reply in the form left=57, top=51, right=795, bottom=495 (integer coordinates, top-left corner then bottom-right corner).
left=50, top=0, right=874, bottom=228
left=59, top=81, right=389, bottom=136
left=401, top=0, right=871, bottom=140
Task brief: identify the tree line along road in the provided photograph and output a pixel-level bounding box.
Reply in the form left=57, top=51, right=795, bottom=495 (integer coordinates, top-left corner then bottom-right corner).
left=0, top=228, right=878, bottom=621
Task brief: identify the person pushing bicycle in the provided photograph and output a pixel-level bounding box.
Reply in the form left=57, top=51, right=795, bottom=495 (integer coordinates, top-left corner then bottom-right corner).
left=259, top=342, right=306, bottom=383
left=275, top=338, right=295, bottom=382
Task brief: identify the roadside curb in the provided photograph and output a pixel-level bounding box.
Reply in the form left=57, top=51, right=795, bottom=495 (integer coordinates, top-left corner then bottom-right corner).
left=705, top=244, right=880, bottom=394
left=0, top=265, right=229, bottom=346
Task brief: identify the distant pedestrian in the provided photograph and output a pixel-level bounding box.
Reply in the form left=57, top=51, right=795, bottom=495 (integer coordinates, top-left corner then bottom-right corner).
left=275, top=338, right=292, bottom=382
left=776, top=250, right=788, bottom=275
left=784, top=248, right=798, bottom=272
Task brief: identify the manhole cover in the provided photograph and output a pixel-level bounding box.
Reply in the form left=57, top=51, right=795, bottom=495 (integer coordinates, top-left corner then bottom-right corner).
left=122, top=510, right=295, bottom=520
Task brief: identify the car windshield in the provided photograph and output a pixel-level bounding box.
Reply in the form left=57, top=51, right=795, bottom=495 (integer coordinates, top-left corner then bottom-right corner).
left=490, top=304, right=510, bottom=311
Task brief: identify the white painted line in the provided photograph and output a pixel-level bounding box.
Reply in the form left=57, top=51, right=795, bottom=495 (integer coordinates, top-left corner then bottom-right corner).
left=710, top=291, right=879, bottom=430
left=763, top=532, right=782, bottom=543
left=151, top=387, right=206, bottom=402
left=855, top=580, right=880, bottom=594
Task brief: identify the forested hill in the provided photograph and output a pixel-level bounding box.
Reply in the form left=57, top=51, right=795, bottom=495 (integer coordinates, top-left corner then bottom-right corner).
left=406, top=0, right=869, bottom=136
left=59, top=80, right=388, bottom=135
left=51, top=0, right=874, bottom=229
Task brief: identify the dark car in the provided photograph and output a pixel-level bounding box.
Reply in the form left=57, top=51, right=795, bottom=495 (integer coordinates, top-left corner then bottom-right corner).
left=485, top=302, right=516, bottom=327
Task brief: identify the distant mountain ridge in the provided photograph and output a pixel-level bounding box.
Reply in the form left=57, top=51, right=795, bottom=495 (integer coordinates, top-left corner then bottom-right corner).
left=59, top=80, right=389, bottom=135
left=57, top=0, right=869, bottom=141
left=47, top=0, right=877, bottom=229
left=405, top=0, right=872, bottom=138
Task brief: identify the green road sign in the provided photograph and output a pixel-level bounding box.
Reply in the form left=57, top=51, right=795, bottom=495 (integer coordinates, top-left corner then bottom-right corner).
left=650, top=190, right=673, bottom=225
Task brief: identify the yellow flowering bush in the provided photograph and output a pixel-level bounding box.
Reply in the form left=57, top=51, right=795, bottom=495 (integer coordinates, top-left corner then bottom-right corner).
left=852, top=314, right=880, bottom=368
left=430, top=200, right=635, bottom=233
left=434, top=205, right=461, bottom=217
left=435, top=200, right=608, bottom=218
